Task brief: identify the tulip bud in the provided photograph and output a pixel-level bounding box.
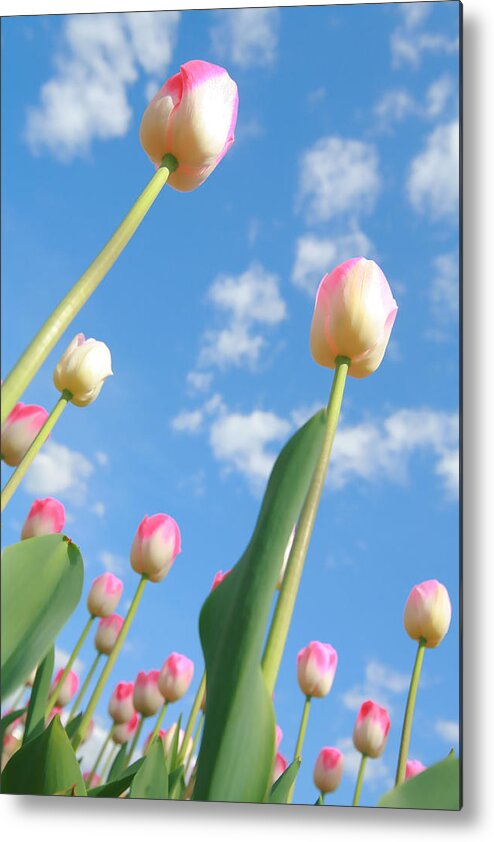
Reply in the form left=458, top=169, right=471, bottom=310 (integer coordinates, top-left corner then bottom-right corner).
left=405, top=759, right=427, bottom=780
left=94, top=614, right=124, bottom=655
left=211, top=569, right=231, bottom=590
left=50, top=668, right=79, bottom=707
left=276, top=525, right=296, bottom=589
left=130, top=513, right=181, bottom=583
left=108, top=681, right=135, bottom=724
left=297, top=641, right=338, bottom=698
left=133, top=670, right=164, bottom=717
left=275, top=724, right=283, bottom=750
left=87, top=573, right=124, bottom=618
left=158, top=652, right=194, bottom=703
left=83, top=771, right=100, bottom=787
left=112, top=712, right=139, bottom=745
left=313, top=747, right=344, bottom=794
left=21, top=497, right=65, bottom=539
left=140, top=60, right=238, bottom=192
left=310, top=257, right=398, bottom=379
left=53, top=333, right=113, bottom=407
left=352, top=700, right=390, bottom=758
left=273, top=752, right=288, bottom=783
left=46, top=706, right=63, bottom=724
left=1, top=403, right=48, bottom=466
left=162, top=723, right=193, bottom=764
left=403, top=579, right=452, bottom=648
left=144, top=728, right=166, bottom=754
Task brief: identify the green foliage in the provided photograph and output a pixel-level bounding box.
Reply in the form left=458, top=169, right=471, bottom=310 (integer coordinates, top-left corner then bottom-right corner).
left=107, top=744, right=128, bottom=782
left=168, top=765, right=186, bottom=800
left=166, top=714, right=182, bottom=774
left=87, top=758, right=144, bottom=798
left=1, top=715, right=86, bottom=795
left=194, top=411, right=326, bottom=803
left=1, top=535, right=84, bottom=698
left=267, top=758, right=301, bottom=804
left=130, top=738, right=169, bottom=799
left=64, top=713, right=83, bottom=740
left=0, top=708, right=26, bottom=745
left=378, top=755, right=460, bottom=810
left=23, top=646, right=54, bottom=744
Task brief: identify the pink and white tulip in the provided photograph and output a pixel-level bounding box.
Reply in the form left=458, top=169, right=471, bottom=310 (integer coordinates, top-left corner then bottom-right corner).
left=403, top=579, right=452, bottom=648
left=83, top=771, right=100, bottom=787
left=144, top=728, right=166, bottom=753
left=276, top=525, right=296, bottom=589
left=405, top=759, right=427, bottom=780
left=112, top=711, right=139, bottom=745
left=211, top=569, right=231, bottom=590
left=313, top=747, right=344, bottom=794
left=297, top=641, right=338, bottom=698
left=275, top=724, right=283, bottom=750
left=158, top=652, right=194, bottom=702
left=50, top=669, right=79, bottom=707
left=87, top=573, right=124, bottom=618
left=94, top=614, right=124, bottom=655
left=21, top=497, right=65, bottom=539
left=310, top=257, right=398, bottom=378
left=108, top=681, right=135, bottom=724
left=140, top=60, right=238, bottom=192
left=130, top=513, right=181, bottom=583
left=133, top=670, right=164, bottom=717
left=1, top=403, right=49, bottom=466
left=273, top=752, right=288, bottom=783
left=46, top=706, right=63, bottom=724
left=53, top=333, right=113, bottom=407
left=352, top=700, right=390, bottom=758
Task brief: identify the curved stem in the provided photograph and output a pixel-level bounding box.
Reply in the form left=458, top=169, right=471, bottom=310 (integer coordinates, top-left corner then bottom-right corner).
left=146, top=701, right=168, bottom=753
left=262, top=358, right=350, bottom=693
left=178, top=671, right=206, bottom=766
left=352, top=754, right=367, bottom=806
left=1, top=390, right=71, bottom=511
left=67, top=651, right=102, bottom=723
left=287, top=695, right=311, bottom=803
left=126, top=715, right=145, bottom=766
left=73, top=576, right=148, bottom=750
left=87, top=728, right=111, bottom=788
left=1, top=155, right=177, bottom=423
left=395, top=638, right=426, bottom=786
left=46, top=614, right=94, bottom=715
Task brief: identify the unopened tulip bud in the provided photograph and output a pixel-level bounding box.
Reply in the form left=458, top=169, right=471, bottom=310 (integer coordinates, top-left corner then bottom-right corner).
left=310, top=257, right=398, bottom=378
left=158, top=652, right=194, bottom=702
left=403, top=579, right=452, bottom=648
left=352, top=700, right=390, bottom=758
left=405, top=759, right=427, bottom=780
left=313, top=747, right=344, bottom=794
left=47, top=706, right=63, bottom=724
left=1, top=403, right=49, bottom=466
left=83, top=771, right=100, bottom=787
left=133, top=670, right=164, bottom=717
left=277, top=526, right=296, bottom=589
left=297, top=641, right=338, bottom=698
left=140, top=60, right=238, bottom=192
left=53, top=333, right=113, bottom=407
left=112, top=711, right=139, bottom=745
left=21, top=497, right=65, bottom=539
left=273, top=752, right=288, bottom=783
left=50, top=668, right=79, bottom=707
left=87, top=573, right=124, bottom=618
left=108, top=681, right=135, bottom=724
left=130, top=513, right=181, bottom=583
left=144, top=728, right=166, bottom=754
left=211, top=569, right=231, bottom=590
left=162, top=723, right=193, bottom=763
left=275, top=724, right=283, bottom=750
left=94, top=614, right=124, bottom=655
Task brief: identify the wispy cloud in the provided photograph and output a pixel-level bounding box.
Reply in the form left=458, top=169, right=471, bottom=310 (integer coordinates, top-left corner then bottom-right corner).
left=390, top=4, right=459, bottom=69
left=407, top=121, right=459, bottom=220
left=24, top=440, right=94, bottom=505
left=434, top=718, right=459, bottom=745
left=341, top=659, right=410, bottom=716
left=291, top=228, right=373, bottom=296
left=99, top=550, right=126, bottom=574
left=55, top=646, right=84, bottom=676
left=372, top=75, right=454, bottom=133
left=210, top=8, right=279, bottom=69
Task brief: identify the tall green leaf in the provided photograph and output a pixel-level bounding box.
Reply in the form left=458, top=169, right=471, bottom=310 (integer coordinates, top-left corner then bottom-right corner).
left=378, top=755, right=461, bottom=810
left=107, top=744, right=128, bottom=782
left=1, top=534, right=84, bottom=697
left=88, top=757, right=144, bottom=798
left=1, top=715, right=86, bottom=795
left=267, top=758, right=301, bottom=804
left=23, top=646, right=54, bottom=744
left=130, top=738, right=168, bottom=799
left=194, top=411, right=326, bottom=803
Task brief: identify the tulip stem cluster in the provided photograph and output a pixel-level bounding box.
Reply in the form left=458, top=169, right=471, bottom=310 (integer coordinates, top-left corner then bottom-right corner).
left=88, top=728, right=112, bottom=788
left=0, top=156, right=178, bottom=425
left=262, top=358, right=350, bottom=694
left=1, top=390, right=72, bottom=512
left=46, top=615, right=95, bottom=716
left=352, top=754, right=367, bottom=806
left=101, top=743, right=118, bottom=783
left=287, top=695, right=311, bottom=804
left=67, top=652, right=102, bottom=724
left=126, top=715, right=145, bottom=766
left=395, top=638, right=426, bottom=786
left=178, top=671, right=206, bottom=766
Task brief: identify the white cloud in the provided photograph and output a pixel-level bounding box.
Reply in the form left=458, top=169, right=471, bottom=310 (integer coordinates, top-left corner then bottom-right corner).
left=374, top=89, right=416, bottom=129
left=99, top=550, right=126, bottom=574
left=298, top=136, right=380, bottom=224
left=25, top=12, right=180, bottom=161
left=291, top=229, right=373, bottom=296
left=407, top=122, right=459, bottom=220
left=77, top=716, right=109, bottom=774
left=90, top=501, right=106, bottom=518
left=337, top=737, right=391, bottom=786
left=95, top=451, right=109, bottom=467
left=210, top=8, right=279, bottom=68
left=430, top=252, right=459, bottom=318
left=187, top=371, right=213, bottom=394
left=54, top=646, right=84, bottom=676
left=341, top=659, right=409, bottom=715
left=425, top=75, right=454, bottom=119
left=24, top=440, right=94, bottom=505
left=391, top=5, right=459, bottom=69
left=171, top=409, right=204, bottom=435
left=373, top=75, right=454, bottom=133
left=434, top=719, right=459, bottom=745
left=435, top=449, right=460, bottom=499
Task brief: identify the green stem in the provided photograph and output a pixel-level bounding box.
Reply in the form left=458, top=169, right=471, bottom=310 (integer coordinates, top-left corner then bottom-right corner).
left=73, top=576, right=148, bottom=750
left=178, top=671, right=206, bottom=766
left=126, top=714, right=145, bottom=766
left=262, top=358, right=350, bottom=693
left=146, top=701, right=169, bottom=753
left=1, top=390, right=71, bottom=511
left=185, top=711, right=204, bottom=777
left=315, top=792, right=325, bottom=806
left=287, top=695, right=311, bottom=804
left=101, top=743, right=118, bottom=784
left=1, top=155, right=177, bottom=424
left=67, top=651, right=102, bottom=723
left=395, top=638, right=426, bottom=786
left=46, top=614, right=95, bottom=715
left=352, top=754, right=367, bottom=806
left=87, top=728, right=111, bottom=787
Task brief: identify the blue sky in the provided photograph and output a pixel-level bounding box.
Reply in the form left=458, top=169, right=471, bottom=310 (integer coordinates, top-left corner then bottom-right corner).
left=1, top=3, right=460, bottom=806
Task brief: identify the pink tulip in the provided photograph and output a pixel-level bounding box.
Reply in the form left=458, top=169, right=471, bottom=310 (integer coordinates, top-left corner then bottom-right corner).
left=211, top=569, right=231, bottom=590
left=46, top=706, right=63, bottom=724
left=87, top=572, right=124, bottom=618
left=404, top=579, right=452, bottom=648
left=275, top=724, right=283, bottom=750
left=108, top=681, right=135, bottom=724
left=297, top=641, right=338, bottom=698
left=405, top=759, right=427, bottom=780
left=352, top=700, right=390, bottom=758
left=1, top=403, right=49, bottom=467
left=84, top=771, right=100, bottom=787
left=140, top=60, right=238, bottom=192
left=21, top=497, right=66, bottom=539
left=144, top=728, right=166, bottom=753
left=313, top=747, right=344, bottom=794
left=273, top=752, right=288, bottom=783
left=133, top=670, right=164, bottom=717
left=53, top=333, right=113, bottom=407
left=94, top=614, right=124, bottom=655
left=158, top=652, right=194, bottom=702
left=50, top=668, right=79, bottom=707
left=130, top=513, right=181, bottom=583
left=310, top=257, right=398, bottom=378
left=112, top=711, right=139, bottom=745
